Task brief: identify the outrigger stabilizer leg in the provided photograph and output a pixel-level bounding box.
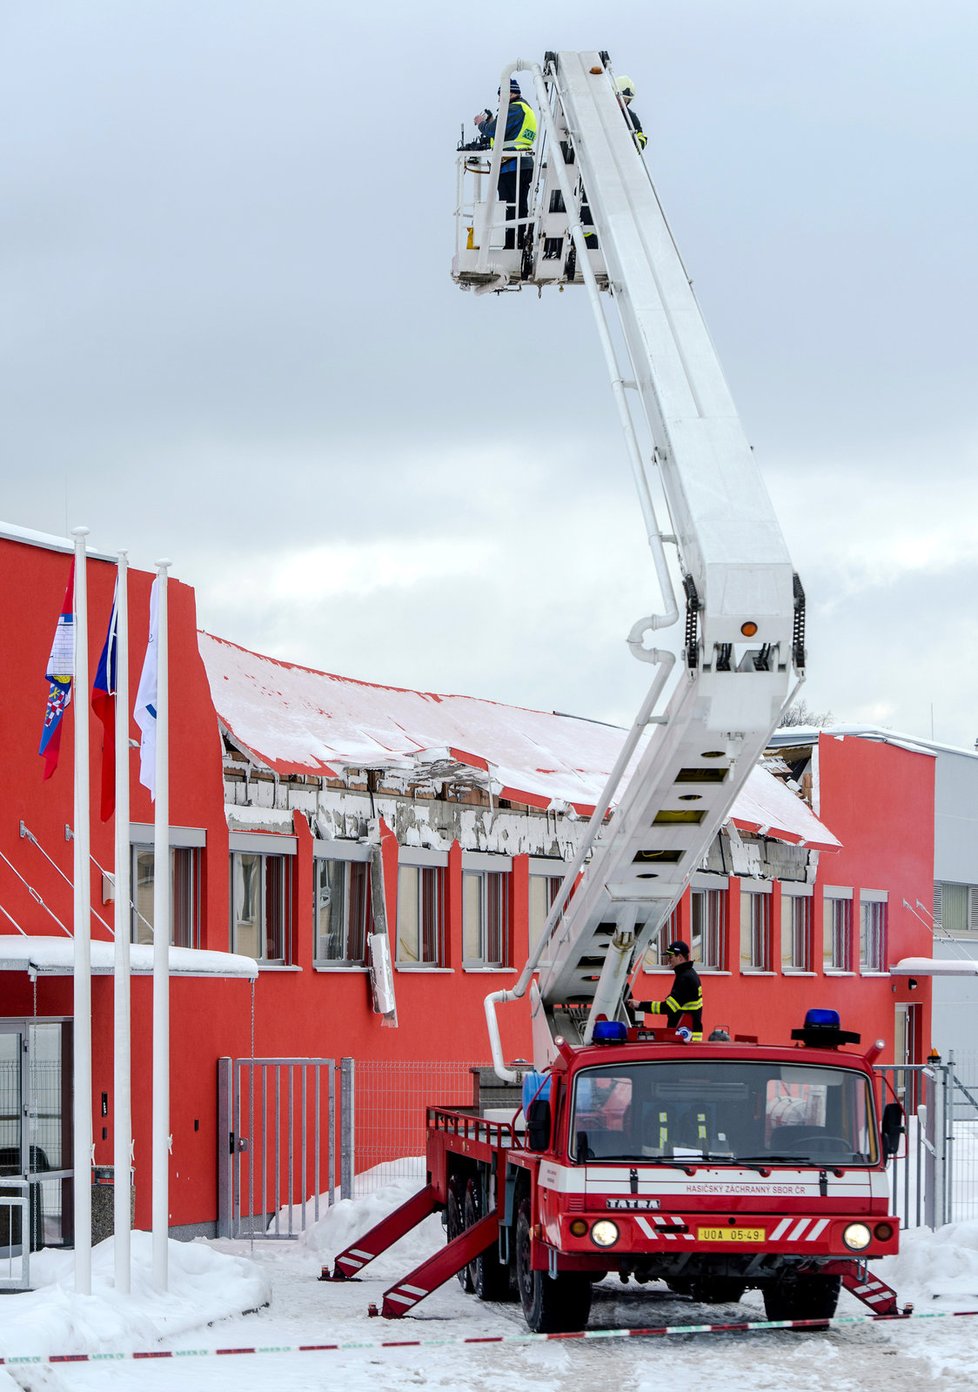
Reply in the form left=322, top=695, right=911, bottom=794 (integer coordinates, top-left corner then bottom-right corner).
left=321, top=1181, right=501, bottom=1318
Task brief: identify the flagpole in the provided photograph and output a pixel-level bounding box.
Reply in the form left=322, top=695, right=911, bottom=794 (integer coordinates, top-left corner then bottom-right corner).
left=113, top=551, right=131, bottom=1293
left=71, top=526, right=92, bottom=1296
left=151, top=560, right=171, bottom=1291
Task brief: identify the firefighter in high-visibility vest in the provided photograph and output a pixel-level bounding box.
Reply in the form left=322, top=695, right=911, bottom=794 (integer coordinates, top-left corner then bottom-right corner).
left=473, top=79, right=537, bottom=248
left=631, top=940, right=703, bottom=1041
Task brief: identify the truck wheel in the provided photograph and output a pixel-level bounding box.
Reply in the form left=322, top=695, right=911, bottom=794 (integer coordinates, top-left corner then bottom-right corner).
left=448, top=1174, right=474, bottom=1293
left=688, top=1276, right=746, bottom=1305
left=464, top=1176, right=510, bottom=1301
left=762, top=1273, right=841, bottom=1324
left=515, top=1199, right=592, bottom=1333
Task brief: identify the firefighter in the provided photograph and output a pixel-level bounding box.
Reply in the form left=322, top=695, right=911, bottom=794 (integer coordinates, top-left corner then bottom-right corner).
left=631, top=940, right=703, bottom=1041
left=615, top=75, right=647, bottom=150
left=473, top=79, right=537, bottom=248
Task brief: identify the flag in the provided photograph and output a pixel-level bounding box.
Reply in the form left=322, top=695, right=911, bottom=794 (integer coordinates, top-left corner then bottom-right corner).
left=134, top=578, right=159, bottom=799
left=39, top=561, right=75, bottom=780
left=92, top=579, right=119, bottom=821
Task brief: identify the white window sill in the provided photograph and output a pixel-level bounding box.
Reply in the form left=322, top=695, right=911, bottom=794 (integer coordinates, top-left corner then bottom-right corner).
left=395, top=965, right=453, bottom=973
left=860, top=970, right=890, bottom=977
left=782, top=970, right=817, bottom=977
left=462, top=966, right=514, bottom=974
left=256, top=964, right=302, bottom=973
left=313, top=964, right=369, bottom=973
left=740, top=970, right=777, bottom=976
left=698, top=969, right=731, bottom=976
left=823, top=969, right=855, bottom=977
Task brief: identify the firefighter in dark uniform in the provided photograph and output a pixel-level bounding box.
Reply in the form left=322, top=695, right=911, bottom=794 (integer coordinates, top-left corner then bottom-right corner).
left=615, top=75, right=647, bottom=150
left=474, top=79, right=537, bottom=248
left=631, top=939, right=703, bottom=1041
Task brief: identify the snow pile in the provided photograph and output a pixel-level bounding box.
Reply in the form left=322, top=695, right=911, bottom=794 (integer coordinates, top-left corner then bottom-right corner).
left=0, top=1231, right=269, bottom=1359
left=301, top=1159, right=446, bottom=1280
left=879, top=1221, right=978, bottom=1306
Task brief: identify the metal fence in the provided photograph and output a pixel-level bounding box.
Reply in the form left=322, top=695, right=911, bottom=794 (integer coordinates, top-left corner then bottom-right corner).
left=876, top=1056, right=978, bottom=1230
left=217, top=1057, right=348, bottom=1240
left=351, top=1060, right=479, bottom=1192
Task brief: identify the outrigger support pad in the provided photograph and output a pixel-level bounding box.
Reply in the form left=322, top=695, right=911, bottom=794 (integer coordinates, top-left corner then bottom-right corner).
left=322, top=1183, right=439, bottom=1281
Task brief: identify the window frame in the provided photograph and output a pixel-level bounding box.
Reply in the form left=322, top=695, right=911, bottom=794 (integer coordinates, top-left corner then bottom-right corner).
left=740, top=884, right=773, bottom=972
left=129, top=844, right=202, bottom=949
left=396, top=850, right=447, bottom=968
left=823, top=888, right=854, bottom=973
left=690, top=878, right=727, bottom=970
left=859, top=891, right=888, bottom=972
left=462, top=854, right=512, bottom=969
left=528, top=859, right=566, bottom=956
left=229, top=846, right=294, bottom=965
left=313, top=843, right=373, bottom=968
left=781, top=886, right=814, bottom=972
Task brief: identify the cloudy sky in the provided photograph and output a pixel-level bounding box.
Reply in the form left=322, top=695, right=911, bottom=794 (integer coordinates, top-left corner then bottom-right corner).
left=3, top=2, right=977, bottom=748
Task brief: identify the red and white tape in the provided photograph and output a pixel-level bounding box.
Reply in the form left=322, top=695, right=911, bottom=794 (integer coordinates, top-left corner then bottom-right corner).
left=2, top=1306, right=976, bottom=1367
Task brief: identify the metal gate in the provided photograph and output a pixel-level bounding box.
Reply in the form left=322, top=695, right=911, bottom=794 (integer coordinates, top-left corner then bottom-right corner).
left=217, top=1057, right=353, bottom=1240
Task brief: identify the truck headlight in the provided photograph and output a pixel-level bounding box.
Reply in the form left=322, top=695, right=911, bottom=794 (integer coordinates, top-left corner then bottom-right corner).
left=842, top=1222, right=872, bottom=1251
left=590, top=1220, right=620, bottom=1248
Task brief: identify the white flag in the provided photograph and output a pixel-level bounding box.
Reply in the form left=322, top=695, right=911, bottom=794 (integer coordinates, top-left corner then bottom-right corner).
left=134, top=578, right=159, bottom=798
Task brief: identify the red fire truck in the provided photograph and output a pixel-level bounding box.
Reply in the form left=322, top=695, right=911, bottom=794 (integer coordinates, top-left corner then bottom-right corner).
left=326, top=51, right=906, bottom=1331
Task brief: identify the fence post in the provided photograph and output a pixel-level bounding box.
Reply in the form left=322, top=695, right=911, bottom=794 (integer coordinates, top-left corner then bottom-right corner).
left=340, top=1057, right=355, bottom=1201
left=216, top=1058, right=232, bottom=1239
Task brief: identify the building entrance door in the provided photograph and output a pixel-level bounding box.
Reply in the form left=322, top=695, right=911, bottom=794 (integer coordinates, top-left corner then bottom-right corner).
left=0, top=1018, right=72, bottom=1273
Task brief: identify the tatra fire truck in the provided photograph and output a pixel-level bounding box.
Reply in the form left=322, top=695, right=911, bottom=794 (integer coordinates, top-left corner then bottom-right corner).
left=325, top=52, right=905, bottom=1332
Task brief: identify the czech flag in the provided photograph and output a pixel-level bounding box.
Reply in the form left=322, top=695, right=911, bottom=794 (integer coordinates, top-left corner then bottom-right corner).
left=92, top=580, right=119, bottom=821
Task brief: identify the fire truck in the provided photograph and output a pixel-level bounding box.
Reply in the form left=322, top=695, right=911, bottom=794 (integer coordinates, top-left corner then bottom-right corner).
left=325, top=51, right=905, bottom=1331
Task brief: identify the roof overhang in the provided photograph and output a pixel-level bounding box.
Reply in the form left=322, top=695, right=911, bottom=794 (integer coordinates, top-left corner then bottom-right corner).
left=0, top=938, right=258, bottom=980
left=890, top=956, right=978, bottom=977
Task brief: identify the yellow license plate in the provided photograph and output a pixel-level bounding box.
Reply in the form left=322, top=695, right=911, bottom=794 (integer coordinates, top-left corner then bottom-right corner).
left=697, top=1227, right=766, bottom=1243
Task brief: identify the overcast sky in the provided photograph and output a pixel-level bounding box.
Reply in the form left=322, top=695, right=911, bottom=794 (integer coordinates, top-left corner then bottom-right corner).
left=3, top=2, right=977, bottom=748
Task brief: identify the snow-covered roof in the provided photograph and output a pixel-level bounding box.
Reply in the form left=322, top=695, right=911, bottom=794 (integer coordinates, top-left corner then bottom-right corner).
left=0, top=937, right=259, bottom=979
left=199, top=632, right=841, bottom=850
left=769, top=724, right=951, bottom=760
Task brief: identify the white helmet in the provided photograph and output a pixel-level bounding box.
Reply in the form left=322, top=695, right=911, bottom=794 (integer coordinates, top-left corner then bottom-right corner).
left=615, top=75, right=636, bottom=104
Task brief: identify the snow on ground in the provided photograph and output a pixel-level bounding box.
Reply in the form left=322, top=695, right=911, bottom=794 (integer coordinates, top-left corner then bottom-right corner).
left=2, top=1167, right=978, bottom=1390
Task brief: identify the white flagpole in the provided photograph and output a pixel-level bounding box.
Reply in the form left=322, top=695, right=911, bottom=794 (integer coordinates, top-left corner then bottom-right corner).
left=71, top=526, right=92, bottom=1296
left=113, top=551, right=131, bottom=1293
left=151, top=560, right=171, bottom=1290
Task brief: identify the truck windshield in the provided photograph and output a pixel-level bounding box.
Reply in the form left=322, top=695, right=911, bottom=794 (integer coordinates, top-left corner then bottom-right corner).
left=569, top=1059, right=878, bottom=1166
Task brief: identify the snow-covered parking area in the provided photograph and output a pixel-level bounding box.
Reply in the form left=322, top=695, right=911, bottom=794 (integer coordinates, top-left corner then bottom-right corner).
left=3, top=1171, right=978, bottom=1392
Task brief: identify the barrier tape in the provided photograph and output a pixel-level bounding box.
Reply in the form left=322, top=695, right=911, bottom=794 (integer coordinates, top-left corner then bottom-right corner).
left=2, top=1306, right=978, bottom=1366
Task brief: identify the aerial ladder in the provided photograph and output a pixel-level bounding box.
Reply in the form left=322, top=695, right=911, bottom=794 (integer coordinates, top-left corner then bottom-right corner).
left=323, top=55, right=908, bottom=1334
left=454, top=51, right=806, bottom=1077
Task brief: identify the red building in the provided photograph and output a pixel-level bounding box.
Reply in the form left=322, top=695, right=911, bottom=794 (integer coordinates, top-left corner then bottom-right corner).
left=0, top=526, right=933, bottom=1242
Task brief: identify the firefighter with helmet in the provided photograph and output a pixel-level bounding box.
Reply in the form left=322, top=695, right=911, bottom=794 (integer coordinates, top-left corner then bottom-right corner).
left=615, top=74, right=647, bottom=150
left=631, top=940, right=703, bottom=1041
left=473, top=78, right=537, bottom=248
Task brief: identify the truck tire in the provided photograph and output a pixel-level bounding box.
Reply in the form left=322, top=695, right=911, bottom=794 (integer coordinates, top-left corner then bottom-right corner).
left=688, top=1276, right=746, bottom=1305
left=515, top=1199, right=592, bottom=1333
left=762, top=1273, right=841, bottom=1324
left=448, top=1174, right=474, bottom=1293
left=464, top=1176, right=510, bottom=1301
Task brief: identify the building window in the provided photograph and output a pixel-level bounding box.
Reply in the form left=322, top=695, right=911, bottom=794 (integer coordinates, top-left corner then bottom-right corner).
left=781, top=891, right=813, bottom=971
left=131, top=846, right=201, bottom=948
left=935, top=882, right=977, bottom=936
left=528, top=871, right=563, bottom=954
left=463, top=870, right=511, bottom=967
left=860, top=894, right=888, bottom=972
left=314, top=858, right=372, bottom=965
left=823, top=891, right=853, bottom=971
left=690, top=888, right=725, bottom=969
left=396, top=864, right=445, bottom=966
left=230, top=852, right=291, bottom=963
left=740, top=889, right=772, bottom=971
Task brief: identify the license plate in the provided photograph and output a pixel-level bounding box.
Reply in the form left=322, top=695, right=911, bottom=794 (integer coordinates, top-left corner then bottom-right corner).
left=697, top=1227, right=766, bottom=1243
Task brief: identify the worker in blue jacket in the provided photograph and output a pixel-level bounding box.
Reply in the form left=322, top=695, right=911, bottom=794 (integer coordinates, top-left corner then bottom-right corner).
left=473, top=79, right=537, bottom=248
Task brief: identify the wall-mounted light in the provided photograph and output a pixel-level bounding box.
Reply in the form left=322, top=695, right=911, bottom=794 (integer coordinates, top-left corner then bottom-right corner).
left=908, top=978, right=918, bottom=991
